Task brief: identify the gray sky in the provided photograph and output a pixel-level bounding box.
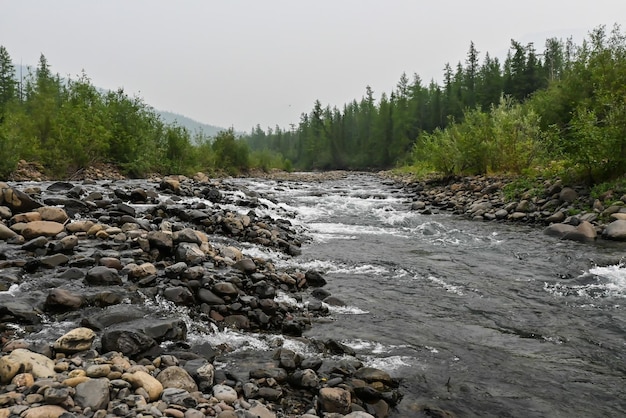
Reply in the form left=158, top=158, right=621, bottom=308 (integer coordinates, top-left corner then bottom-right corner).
left=2, top=1, right=626, bottom=132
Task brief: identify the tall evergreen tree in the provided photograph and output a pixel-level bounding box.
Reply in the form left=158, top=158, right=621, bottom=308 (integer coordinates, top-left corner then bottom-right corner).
left=0, top=46, right=16, bottom=120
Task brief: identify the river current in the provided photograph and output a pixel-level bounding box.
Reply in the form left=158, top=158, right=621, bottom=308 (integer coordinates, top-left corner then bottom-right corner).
left=224, top=173, right=626, bottom=418
left=5, top=174, right=626, bottom=417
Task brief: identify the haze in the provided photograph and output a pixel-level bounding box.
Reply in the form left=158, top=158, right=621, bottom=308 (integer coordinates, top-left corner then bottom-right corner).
left=2, top=1, right=625, bottom=132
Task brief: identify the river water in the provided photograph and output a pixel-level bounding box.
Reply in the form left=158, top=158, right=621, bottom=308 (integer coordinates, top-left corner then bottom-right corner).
left=224, top=173, right=626, bottom=418
left=4, top=174, right=626, bottom=417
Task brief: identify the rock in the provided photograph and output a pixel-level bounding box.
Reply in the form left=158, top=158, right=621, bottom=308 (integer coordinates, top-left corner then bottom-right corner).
left=545, top=210, right=566, bottom=224
left=85, top=266, right=122, bottom=286
left=344, top=412, right=376, bottom=418
left=318, top=387, right=351, bottom=414
left=43, top=386, right=70, bottom=405
left=182, top=359, right=214, bottom=392
left=0, top=223, right=17, bottom=240
left=543, top=223, right=576, bottom=238
left=1, top=187, right=42, bottom=213
left=1, top=349, right=55, bottom=380
left=175, top=243, right=205, bottom=265
left=160, top=178, right=181, bottom=193
left=0, top=301, right=41, bottom=324
left=602, top=220, right=626, bottom=241
left=101, top=329, right=157, bottom=357
left=220, top=246, right=243, bottom=261
left=561, top=221, right=597, bottom=243
left=74, top=378, right=110, bottom=410
left=559, top=187, right=578, bottom=203
left=53, top=327, right=96, bottom=353
left=354, top=367, right=394, bottom=386
left=148, top=231, right=174, bottom=251
left=212, top=384, right=238, bottom=404
left=160, top=387, right=197, bottom=408
left=35, top=207, right=69, bottom=223
left=20, top=221, right=65, bottom=239
left=20, top=405, right=67, bottom=418
left=44, top=288, right=83, bottom=311
left=21, top=236, right=49, bottom=251
left=197, top=288, right=225, bottom=305
left=126, top=262, right=157, bottom=280
left=157, top=366, right=198, bottom=392
left=494, top=209, right=508, bottom=220
left=0, top=356, right=21, bottom=384
left=212, top=282, right=239, bottom=296
left=233, top=258, right=256, bottom=274
left=122, top=370, right=163, bottom=401
left=305, top=270, right=327, bottom=287
left=163, top=286, right=195, bottom=305
left=249, top=400, right=278, bottom=416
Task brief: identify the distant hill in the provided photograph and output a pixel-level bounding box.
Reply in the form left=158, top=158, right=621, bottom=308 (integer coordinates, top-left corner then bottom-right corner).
left=12, top=64, right=227, bottom=139
left=157, top=110, right=225, bottom=138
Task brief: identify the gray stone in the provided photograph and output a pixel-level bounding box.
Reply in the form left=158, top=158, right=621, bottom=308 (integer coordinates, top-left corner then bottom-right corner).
left=85, top=266, right=122, bottom=286
left=602, top=219, right=626, bottom=241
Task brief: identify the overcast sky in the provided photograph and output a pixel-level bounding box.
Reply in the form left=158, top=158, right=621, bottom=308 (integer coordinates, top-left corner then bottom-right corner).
left=2, top=1, right=626, bottom=132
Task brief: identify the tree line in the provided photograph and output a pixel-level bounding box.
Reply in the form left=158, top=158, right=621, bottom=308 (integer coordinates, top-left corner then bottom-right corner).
left=0, top=49, right=286, bottom=179
left=245, top=24, right=626, bottom=185
left=2, top=24, right=624, bottom=184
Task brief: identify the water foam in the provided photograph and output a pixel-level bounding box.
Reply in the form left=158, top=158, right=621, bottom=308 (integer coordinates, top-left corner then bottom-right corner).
left=544, top=263, right=626, bottom=299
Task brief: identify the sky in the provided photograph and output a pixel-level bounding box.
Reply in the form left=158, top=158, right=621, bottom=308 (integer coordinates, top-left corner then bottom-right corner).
left=2, top=1, right=626, bottom=133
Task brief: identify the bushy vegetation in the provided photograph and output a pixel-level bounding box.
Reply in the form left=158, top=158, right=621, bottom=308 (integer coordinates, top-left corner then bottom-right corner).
left=244, top=24, right=626, bottom=188
left=0, top=49, right=290, bottom=179
left=3, top=24, right=626, bottom=186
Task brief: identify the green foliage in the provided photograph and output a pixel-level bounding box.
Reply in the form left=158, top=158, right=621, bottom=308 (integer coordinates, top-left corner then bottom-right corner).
left=211, top=129, right=250, bottom=175
left=501, top=177, right=543, bottom=201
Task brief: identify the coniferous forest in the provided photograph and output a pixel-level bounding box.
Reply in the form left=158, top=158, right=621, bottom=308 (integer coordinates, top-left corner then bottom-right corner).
left=1, top=24, right=626, bottom=186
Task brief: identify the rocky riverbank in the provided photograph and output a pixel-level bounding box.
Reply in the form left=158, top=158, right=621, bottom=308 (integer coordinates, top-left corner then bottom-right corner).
left=0, top=176, right=402, bottom=418
left=394, top=173, right=626, bottom=244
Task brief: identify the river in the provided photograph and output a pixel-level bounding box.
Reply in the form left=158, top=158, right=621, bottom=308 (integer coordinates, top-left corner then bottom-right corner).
left=3, top=173, right=626, bottom=417
left=224, top=173, right=626, bottom=417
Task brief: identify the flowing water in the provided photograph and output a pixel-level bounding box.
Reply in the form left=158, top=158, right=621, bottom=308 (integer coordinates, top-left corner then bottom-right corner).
left=224, top=174, right=626, bottom=418
left=4, top=174, right=626, bottom=417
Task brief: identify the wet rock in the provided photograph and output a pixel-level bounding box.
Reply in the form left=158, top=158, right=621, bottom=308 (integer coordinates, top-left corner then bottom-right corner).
left=197, top=288, right=225, bottom=305
left=602, top=220, right=626, bottom=241
left=85, top=266, right=122, bottom=286
left=101, top=329, right=157, bottom=357
left=21, top=236, right=49, bottom=251
left=148, top=231, right=174, bottom=251
left=163, top=286, right=195, bottom=305
left=305, top=270, right=327, bottom=287
left=45, top=288, right=84, bottom=311
left=543, top=223, right=576, bottom=239
left=0, top=300, right=41, bottom=324
left=53, top=327, right=96, bottom=354
left=233, top=258, right=256, bottom=274
left=353, top=367, right=394, bottom=386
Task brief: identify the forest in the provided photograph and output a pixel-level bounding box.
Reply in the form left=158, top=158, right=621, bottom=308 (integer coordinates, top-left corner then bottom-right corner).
left=246, top=24, right=626, bottom=185
left=1, top=24, right=625, bottom=186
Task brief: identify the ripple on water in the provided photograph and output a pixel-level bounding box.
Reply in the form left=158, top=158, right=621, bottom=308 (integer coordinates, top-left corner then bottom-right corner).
left=544, top=263, right=626, bottom=300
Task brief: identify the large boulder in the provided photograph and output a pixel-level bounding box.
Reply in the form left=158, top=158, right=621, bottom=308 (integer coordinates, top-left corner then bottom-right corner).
left=0, top=187, right=42, bottom=213
left=602, top=220, right=626, bottom=241
left=318, top=387, right=351, bottom=414
left=53, top=327, right=96, bottom=354
left=0, top=349, right=55, bottom=382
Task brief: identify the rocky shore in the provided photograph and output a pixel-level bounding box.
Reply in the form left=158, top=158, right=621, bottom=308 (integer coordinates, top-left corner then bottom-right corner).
left=397, top=174, right=626, bottom=244
left=0, top=175, right=402, bottom=418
